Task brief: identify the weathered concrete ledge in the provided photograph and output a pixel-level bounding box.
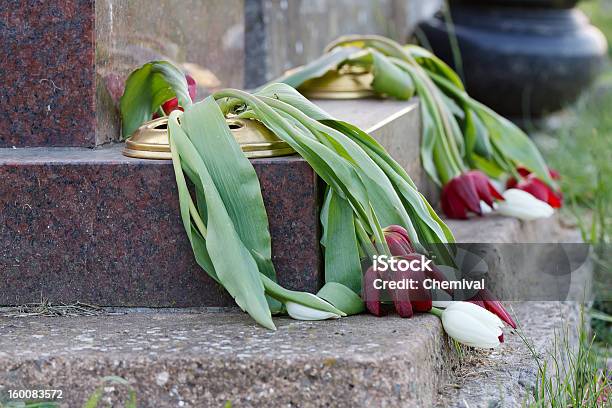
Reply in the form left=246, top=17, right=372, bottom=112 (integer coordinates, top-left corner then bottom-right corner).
left=447, top=215, right=590, bottom=302
left=3, top=312, right=453, bottom=407
left=0, top=302, right=579, bottom=407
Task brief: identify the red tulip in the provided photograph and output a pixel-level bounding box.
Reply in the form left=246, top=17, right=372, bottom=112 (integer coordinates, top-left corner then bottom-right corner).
left=442, top=171, right=504, bottom=219
left=363, top=266, right=384, bottom=316
left=160, top=74, right=197, bottom=115
left=507, top=167, right=562, bottom=208
left=388, top=268, right=414, bottom=318
left=383, top=225, right=415, bottom=256
left=396, top=254, right=432, bottom=312
left=365, top=226, right=454, bottom=317
left=383, top=225, right=450, bottom=297
left=468, top=288, right=516, bottom=329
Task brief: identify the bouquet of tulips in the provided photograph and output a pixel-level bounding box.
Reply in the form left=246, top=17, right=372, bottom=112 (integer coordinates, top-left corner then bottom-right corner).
left=119, top=61, right=516, bottom=348
left=120, top=61, right=456, bottom=325
left=276, top=35, right=563, bottom=220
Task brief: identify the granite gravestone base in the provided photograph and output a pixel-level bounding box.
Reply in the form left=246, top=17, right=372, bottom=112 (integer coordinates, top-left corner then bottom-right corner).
left=0, top=0, right=432, bottom=306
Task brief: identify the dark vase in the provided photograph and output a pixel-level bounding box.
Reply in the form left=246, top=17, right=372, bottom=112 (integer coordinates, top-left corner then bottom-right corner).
left=419, top=3, right=607, bottom=119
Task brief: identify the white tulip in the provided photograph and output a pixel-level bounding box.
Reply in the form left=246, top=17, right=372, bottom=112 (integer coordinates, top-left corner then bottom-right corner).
left=440, top=302, right=504, bottom=349
left=480, top=200, right=494, bottom=214
left=285, top=301, right=341, bottom=321
left=495, top=188, right=554, bottom=221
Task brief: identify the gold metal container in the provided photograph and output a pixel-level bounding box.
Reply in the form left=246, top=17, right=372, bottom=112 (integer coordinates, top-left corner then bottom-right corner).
left=123, top=117, right=173, bottom=160
left=297, top=66, right=376, bottom=100
left=123, top=116, right=295, bottom=160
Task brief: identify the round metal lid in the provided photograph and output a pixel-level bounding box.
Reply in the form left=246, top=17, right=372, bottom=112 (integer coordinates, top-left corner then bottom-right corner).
left=298, top=66, right=376, bottom=100
left=122, top=116, right=295, bottom=160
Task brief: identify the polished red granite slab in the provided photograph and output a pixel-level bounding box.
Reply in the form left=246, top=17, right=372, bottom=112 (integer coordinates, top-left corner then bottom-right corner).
left=1, top=0, right=245, bottom=147
left=0, top=1, right=96, bottom=147
left=0, top=146, right=321, bottom=306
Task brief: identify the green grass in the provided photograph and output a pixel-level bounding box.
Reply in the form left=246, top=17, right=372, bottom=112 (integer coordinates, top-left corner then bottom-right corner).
left=518, top=309, right=610, bottom=407
left=536, top=0, right=612, bottom=330
left=582, top=0, right=612, bottom=57
left=524, top=2, right=612, bottom=406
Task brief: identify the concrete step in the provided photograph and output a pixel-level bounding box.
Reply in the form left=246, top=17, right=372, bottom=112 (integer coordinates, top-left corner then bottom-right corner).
left=0, top=303, right=577, bottom=407
left=0, top=310, right=454, bottom=407
left=447, top=215, right=590, bottom=303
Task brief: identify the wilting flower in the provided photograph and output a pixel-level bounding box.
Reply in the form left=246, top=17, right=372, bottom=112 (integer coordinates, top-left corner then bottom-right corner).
left=382, top=226, right=449, bottom=291
left=157, top=74, right=197, bottom=116
left=442, top=171, right=504, bottom=219
left=496, top=189, right=554, bottom=220
left=363, top=265, right=384, bottom=316
left=365, top=226, right=453, bottom=317
left=383, top=225, right=415, bottom=255
left=285, top=301, right=341, bottom=321
left=388, top=267, right=414, bottom=318
left=468, top=289, right=516, bottom=329
left=439, top=302, right=504, bottom=349
left=507, top=167, right=562, bottom=208
left=397, top=254, right=432, bottom=312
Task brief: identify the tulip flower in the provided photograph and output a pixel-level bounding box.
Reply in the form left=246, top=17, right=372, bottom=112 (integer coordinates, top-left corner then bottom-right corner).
left=469, top=289, right=517, bottom=329
left=396, top=254, right=432, bottom=312
left=507, top=167, right=563, bottom=208
left=388, top=268, right=414, bottom=318
left=157, top=74, right=197, bottom=116
left=363, top=265, right=384, bottom=316
left=430, top=302, right=504, bottom=349
left=366, top=225, right=453, bottom=317
left=285, top=301, right=341, bottom=321
left=495, top=188, right=554, bottom=220
left=383, top=225, right=415, bottom=255
left=382, top=225, right=450, bottom=291
left=441, top=171, right=504, bottom=219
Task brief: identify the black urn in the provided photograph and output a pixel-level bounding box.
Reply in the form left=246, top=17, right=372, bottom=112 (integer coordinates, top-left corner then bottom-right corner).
left=419, top=1, right=607, bottom=119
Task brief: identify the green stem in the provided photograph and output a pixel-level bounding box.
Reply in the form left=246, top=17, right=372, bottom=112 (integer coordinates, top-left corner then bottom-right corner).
left=412, top=64, right=466, bottom=173
left=429, top=306, right=444, bottom=318
left=188, top=198, right=208, bottom=238
left=355, top=217, right=381, bottom=258
left=323, top=36, right=468, bottom=184
left=442, top=0, right=465, bottom=84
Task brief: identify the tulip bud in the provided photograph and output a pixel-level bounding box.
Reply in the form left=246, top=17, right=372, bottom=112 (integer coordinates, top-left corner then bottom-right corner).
left=439, top=302, right=504, bottom=349
left=507, top=167, right=563, bottom=208
left=395, top=254, right=432, bottom=312
left=383, top=225, right=412, bottom=246
left=496, top=189, right=554, bottom=220
left=382, top=225, right=415, bottom=256
left=385, top=232, right=414, bottom=256
left=161, top=74, right=197, bottom=115
left=285, top=301, right=341, bottom=321
left=442, top=171, right=503, bottom=219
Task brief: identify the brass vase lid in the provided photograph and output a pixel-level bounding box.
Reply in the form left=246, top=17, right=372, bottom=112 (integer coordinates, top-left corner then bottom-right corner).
left=123, top=116, right=295, bottom=160
left=298, top=65, right=376, bottom=100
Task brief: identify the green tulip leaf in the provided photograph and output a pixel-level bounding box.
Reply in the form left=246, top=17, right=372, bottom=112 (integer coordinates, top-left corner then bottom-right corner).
left=119, top=60, right=191, bottom=139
